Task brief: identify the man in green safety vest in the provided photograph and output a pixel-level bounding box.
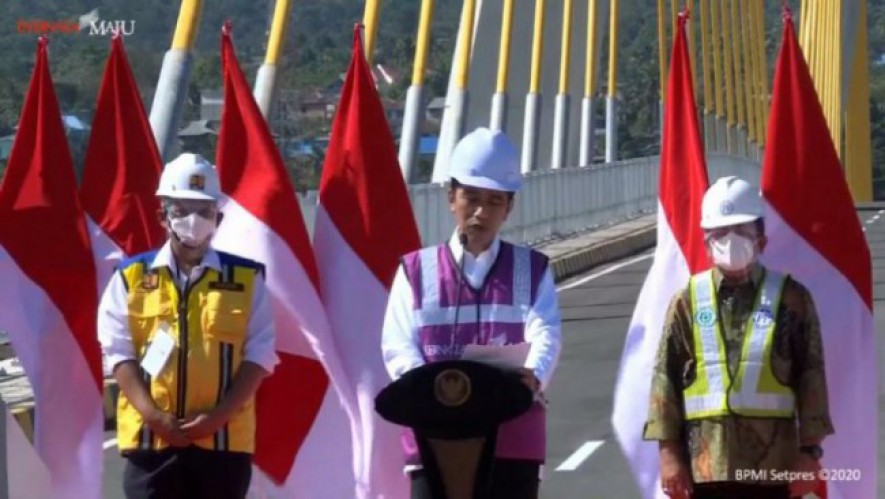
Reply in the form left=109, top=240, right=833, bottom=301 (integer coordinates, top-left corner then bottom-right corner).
left=644, top=176, right=834, bottom=499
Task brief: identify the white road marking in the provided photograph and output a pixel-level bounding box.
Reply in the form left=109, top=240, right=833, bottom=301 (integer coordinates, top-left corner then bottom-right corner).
left=103, top=438, right=117, bottom=450
left=557, top=253, right=654, bottom=292
left=556, top=440, right=605, bottom=471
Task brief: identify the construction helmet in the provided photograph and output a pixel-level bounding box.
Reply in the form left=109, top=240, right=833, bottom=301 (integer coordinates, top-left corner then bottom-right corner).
left=448, top=127, right=522, bottom=192
left=700, top=176, right=763, bottom=229
left=155, top=153, right=221, bottom=201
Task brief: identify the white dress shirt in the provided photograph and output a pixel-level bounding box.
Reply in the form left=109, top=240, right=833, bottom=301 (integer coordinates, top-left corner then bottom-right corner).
left=97, top=241, right=279, bottom=374
left=381, top=231, right=562, bottom=390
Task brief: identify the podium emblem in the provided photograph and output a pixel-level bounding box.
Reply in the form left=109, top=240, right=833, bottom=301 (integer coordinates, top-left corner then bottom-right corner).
left=434, top=369, right=471, bottom=407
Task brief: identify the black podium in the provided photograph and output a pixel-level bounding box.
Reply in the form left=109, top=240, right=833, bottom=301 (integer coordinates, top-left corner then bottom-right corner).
left=375, top=360, right=534, bottom=499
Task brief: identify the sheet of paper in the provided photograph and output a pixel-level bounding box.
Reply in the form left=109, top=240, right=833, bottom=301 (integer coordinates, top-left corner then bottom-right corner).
left=141, top=324, right=175, bottom=378
left=460, top=343, right=530, bottom=371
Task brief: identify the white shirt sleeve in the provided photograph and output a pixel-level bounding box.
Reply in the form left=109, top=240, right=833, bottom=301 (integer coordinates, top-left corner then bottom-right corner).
left=97, top=270, right=136, bottom=370
left=381, top=265, right=426, bottom=381
left=243, top=270, right=279, bottom=374
left=523, top=267, right=562, bottom=390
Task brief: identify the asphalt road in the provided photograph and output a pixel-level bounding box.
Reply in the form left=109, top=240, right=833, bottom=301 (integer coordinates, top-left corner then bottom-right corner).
left=538, top=208, right=885, bottom=499
left=101, top=209, right=885, bottom=498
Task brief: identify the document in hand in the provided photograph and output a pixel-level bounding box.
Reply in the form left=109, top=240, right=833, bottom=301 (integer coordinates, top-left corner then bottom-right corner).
left=460, top=343, right=530, bottom=371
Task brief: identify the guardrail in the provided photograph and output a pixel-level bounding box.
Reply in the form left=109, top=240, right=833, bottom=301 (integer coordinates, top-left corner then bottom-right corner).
left=297, top=154, right=761, bottom=247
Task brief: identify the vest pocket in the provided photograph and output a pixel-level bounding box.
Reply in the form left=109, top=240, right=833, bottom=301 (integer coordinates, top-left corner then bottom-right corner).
left=203, top=291, right=248, bottom=344
left=127, top=291, right=174, bottom=332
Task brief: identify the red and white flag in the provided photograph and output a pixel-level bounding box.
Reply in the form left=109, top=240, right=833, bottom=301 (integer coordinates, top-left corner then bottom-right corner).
left=0, top=38, right=104, bottom=499
left=313, top=25, right=421, bottom=498
left=611, top=13, right=710, bottom=499
left=80, top=33, right=165, bottom=288
left=211, top=25, right=358, bottom=497
left=759, top=11, right=877, bottom=499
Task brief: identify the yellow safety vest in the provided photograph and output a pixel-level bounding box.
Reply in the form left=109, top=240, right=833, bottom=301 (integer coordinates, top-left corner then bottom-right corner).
left=116, top=250, right=260, bottom=453
left=683, top=269, right=795, bottom=420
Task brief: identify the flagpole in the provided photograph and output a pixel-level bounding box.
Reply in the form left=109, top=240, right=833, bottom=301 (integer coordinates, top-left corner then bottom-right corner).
left=149, top=0, right=203, bottom=162
left=521, top=0, right=546, bottom=173
left=551, top=0, right=574, bottom=169
left=398, top=0, right=435, bottom=183
left=490, top=0, right=514, bottom=132
left=605, top=0, right=619, bottom=163
left=254, top=0, right=292, bottom=122
left=580, top=0, right=601, bottom=166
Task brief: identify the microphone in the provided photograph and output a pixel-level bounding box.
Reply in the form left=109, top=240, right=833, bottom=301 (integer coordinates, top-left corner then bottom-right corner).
left=458, top=232, right=468, bottom=249
left=451, top=232, right=468, bottom=354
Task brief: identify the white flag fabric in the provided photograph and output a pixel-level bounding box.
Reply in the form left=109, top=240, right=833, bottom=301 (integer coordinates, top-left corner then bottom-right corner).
left=611, top=15, right=711, bottom=499
left=0, top=38, right=103, bottom=499
left=759, top=13, right=877, bottom=498
left=313, top=27, right=422, bottom=498
left=213, top=28, right=358, bottom=497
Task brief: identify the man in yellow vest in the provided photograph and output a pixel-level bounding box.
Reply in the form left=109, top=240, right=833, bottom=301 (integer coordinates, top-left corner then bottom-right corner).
left=98, top=153, right=278, bottom=499
left=644, top=176, right=834, bottom=499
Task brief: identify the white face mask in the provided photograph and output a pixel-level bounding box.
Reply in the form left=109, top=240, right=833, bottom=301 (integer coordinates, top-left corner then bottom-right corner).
left=169, top=213, right=216, bottom=247
left=710, top=232, right=757, bottom=272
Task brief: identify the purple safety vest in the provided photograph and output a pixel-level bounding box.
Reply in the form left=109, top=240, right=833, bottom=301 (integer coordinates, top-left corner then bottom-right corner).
left=399, top=241, right=549, bottom=464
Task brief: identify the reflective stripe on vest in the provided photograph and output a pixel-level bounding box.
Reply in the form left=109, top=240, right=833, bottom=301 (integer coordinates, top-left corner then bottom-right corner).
left=116, top=252, right=257, bottom=453
left=684, top=269, right=795, bottom=419
left=416, top=244, right=533, bottom=324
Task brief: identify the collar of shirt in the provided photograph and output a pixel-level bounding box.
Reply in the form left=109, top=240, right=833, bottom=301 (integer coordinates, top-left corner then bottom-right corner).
left=448, top=231, right=501, bottom=289
left=150, top=240, right=223, bottom=285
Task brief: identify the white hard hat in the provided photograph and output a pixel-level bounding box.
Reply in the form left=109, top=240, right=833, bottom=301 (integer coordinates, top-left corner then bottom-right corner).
left=448, top=128, right=522, bottom=192
left=155, top=153, right=221, bottom=201
left=700, top=176, right=763, bottom=229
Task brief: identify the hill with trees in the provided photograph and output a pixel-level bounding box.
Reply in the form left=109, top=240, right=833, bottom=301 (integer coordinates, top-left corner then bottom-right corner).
left=0, top=1, right=882, bottom=192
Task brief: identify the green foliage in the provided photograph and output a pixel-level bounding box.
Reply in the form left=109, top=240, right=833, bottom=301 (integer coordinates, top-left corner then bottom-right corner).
left=0, top=0, right=882, bottom=190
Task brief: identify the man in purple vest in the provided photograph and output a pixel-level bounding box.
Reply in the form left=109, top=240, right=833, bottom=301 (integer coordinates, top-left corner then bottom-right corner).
left=382, top=127, right=563, bottom=499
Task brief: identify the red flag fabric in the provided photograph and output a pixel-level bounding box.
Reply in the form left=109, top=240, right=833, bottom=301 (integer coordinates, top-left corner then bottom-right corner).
left=80, top=33, right=165, bottom=287
left=212, top=25, right=357, bottom=495
left=0, top=37, right=103, bottom=498
left=759, top=10, right=877, bottom=499
left=658, top=13, right=711, bottom=275
left=312, top=25, right=421, bottom=498
left=612, top=13, right=711, bottom=499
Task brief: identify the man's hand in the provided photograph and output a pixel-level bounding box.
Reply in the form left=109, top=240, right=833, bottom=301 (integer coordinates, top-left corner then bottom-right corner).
left=173, top=362, right=268, bottom=441
left=115, top=361, right=191, bottom=446
left=659, top=442, right=692, bottom=499
left=519, top=368, right=540, bottom=393
left=789, top=453, right=821, bottom=497
left=145, top=409, right=190, bottom=447
left=180, top=412, right=227, bottom=441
